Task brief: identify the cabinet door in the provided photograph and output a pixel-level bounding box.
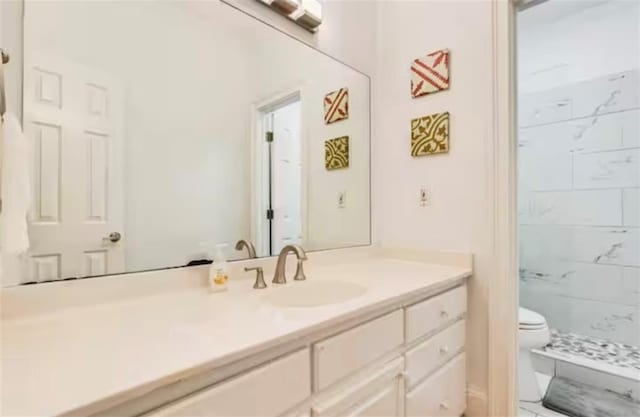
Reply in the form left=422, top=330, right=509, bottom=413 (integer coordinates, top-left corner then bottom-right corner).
left=146, top=348, right=310, bottom=417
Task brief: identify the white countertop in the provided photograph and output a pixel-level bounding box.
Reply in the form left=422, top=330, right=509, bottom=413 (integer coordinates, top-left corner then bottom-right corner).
left=1, top=251, right=471, bottom=416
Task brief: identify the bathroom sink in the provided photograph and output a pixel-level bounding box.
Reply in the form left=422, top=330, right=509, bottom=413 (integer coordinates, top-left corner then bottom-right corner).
left=263, top=280, right=367, bottom=308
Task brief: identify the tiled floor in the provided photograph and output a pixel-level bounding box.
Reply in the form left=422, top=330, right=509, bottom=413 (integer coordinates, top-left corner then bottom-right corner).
left=519, top=373, right=568, bottom=417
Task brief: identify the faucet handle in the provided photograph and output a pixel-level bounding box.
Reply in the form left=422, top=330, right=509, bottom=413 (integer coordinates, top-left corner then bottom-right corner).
left=294, top=259, right=306, bottom=281
left=245, top=266, right=267, bottom=289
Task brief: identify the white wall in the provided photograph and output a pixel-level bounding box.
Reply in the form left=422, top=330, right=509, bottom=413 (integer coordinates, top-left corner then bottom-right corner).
left=517, top=0, right=640, bottom=346
left=374, top=1, right=495, bottom=414
left=518, top=0, right=640, bottom=93
left=226, top=0, right=379, bottom=76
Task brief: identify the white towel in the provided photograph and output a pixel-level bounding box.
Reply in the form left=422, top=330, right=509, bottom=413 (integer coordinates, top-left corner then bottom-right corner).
left=1, top=112, right=32, bottom=255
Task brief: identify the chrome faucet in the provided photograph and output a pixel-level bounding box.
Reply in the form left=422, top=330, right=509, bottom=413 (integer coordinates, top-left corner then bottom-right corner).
left=272, top=244, right=307, bottom=284
left=235, top=239, right=257, bottom=259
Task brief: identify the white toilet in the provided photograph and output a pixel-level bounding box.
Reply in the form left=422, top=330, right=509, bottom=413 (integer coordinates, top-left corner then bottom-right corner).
left=518, top=307, right=550, bottom=402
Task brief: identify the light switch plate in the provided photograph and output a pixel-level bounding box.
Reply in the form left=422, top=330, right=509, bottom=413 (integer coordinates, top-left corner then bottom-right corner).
left=419, top=187, right=429, bottom=206
left=338, top=191, right=346, bottom=208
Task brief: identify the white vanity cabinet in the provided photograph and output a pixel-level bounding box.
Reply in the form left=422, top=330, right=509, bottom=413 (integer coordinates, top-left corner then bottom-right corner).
left=141, top=283, right=467, bottom=417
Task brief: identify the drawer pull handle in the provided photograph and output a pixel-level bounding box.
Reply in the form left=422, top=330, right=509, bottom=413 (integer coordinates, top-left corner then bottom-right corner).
left=440, top=345, right=449, bottom=355
left=440, top=401, right=450, bottom=410
left=440, top=310, right=449, bottom=318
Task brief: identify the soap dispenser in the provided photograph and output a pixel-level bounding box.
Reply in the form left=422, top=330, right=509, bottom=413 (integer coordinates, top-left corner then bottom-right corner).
left=209, top=243, right=230, bottom=292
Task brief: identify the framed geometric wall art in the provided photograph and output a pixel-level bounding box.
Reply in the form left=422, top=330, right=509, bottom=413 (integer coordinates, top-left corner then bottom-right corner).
left=325, top=136, right=349, bottom=170
left=410, top=49, right=450, bottom=98
left=324, top=87, right=349, bottom=124
left=410, top=111, right=449, bottom=157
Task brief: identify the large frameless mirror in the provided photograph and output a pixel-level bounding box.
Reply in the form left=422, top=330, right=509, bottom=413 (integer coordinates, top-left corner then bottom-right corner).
left=3, top=0, right=370, bottom=285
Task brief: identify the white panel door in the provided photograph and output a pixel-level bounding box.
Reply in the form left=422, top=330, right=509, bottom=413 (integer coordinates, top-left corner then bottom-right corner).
left=271, top=100, right=302, bottom=253
left=23, top=54, right=124, bottom=282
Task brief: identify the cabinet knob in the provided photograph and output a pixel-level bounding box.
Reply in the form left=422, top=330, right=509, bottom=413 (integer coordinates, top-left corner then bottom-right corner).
left=440, top=309, right=449, bottom=318
left=439, top=345, right=449, bottom=355
left=440, top=401, right=450, bottom=410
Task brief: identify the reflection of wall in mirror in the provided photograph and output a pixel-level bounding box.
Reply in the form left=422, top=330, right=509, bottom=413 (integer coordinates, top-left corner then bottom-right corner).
left=251, top=44, right=370, bottom=253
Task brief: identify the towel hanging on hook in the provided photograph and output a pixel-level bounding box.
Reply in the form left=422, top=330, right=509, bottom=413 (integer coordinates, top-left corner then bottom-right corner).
left=0, top=47, right=8, bottom=119
left=0, top=47, right=8, bottom=216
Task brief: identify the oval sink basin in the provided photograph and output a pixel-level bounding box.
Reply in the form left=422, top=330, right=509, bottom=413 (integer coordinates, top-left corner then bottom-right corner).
left=263, top=280, right=367, bottom=308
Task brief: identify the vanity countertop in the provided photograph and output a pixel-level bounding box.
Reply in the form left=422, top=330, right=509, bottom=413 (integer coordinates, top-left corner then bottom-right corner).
left=1, top=250, right=471, bottom=416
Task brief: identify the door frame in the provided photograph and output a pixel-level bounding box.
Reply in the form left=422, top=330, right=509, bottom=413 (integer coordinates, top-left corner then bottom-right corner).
left=487, top=0, right=518, bottom=416
left=250, top=86, right=308, bottom=257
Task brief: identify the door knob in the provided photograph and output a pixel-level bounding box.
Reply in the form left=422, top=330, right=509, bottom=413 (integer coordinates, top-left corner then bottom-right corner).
left=105, top=232, right=122, bottom=243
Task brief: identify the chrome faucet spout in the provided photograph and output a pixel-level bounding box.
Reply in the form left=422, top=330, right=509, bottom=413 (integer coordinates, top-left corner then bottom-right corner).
left=272, top=244, right=307, bottom=284
left=235, top=239, right=257, bottom=259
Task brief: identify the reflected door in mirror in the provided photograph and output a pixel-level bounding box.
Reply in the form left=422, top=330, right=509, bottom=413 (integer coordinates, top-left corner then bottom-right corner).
left=263, top=98, right=303, bottom=256
left=24, top=54, right=125, bottom=281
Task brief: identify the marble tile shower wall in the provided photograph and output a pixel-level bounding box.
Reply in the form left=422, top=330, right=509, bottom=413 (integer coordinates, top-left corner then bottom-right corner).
left=518, top=69, right=640, bottom=347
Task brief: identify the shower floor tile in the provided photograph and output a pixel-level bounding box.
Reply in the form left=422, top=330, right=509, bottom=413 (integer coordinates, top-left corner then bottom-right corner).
left=544, top=330, right=640, bottom=372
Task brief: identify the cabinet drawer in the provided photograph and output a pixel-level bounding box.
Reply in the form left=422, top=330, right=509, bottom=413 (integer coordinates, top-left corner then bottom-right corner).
left=312, top=358, right=404, bottom=417
left=344, top=379, right=402, bottom=417
left=146, top=348, right=310, bottom=417
left=406, top=354, right=466, bottom=417
left=405, top=285, right=466, bottom=343
left=313, top=310, right=403, bottom=390
left=405, top=319, right=465, bottom=389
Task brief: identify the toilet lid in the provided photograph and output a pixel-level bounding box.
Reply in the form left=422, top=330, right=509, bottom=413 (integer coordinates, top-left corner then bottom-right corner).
left=519, top=307, right=546, bottom=326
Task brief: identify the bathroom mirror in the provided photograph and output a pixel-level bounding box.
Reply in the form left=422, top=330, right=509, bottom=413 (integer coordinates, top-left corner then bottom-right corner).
left=5, top=0, right=370, bottom=285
